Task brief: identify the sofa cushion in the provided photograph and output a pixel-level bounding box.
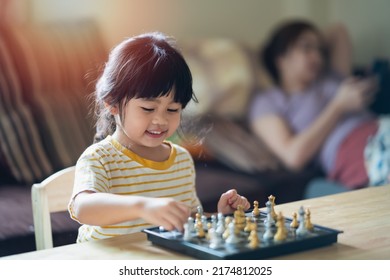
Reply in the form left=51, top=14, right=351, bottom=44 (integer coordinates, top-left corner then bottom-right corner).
left=0, top=184, right=79, bottom=256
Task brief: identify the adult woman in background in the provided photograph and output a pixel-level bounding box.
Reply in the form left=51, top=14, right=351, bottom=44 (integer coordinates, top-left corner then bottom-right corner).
left=249, top=20, right=386, bottom=191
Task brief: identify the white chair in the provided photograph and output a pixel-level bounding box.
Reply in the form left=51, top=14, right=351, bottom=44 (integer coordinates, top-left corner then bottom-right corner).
left=31, top=166, right=75, bottom=250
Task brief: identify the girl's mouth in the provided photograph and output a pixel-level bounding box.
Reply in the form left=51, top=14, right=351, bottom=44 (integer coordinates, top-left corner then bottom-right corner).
left=145, top=130, right=168, bottom=138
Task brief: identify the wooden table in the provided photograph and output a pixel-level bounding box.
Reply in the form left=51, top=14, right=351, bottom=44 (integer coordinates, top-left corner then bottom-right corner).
left=3, top=186, right=390, bottom=260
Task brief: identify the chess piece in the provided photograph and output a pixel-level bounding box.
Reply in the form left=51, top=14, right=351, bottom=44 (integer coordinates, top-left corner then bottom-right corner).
left=209, top=228, right=224, bottom=249
left=196, top=220, right=205, bottom=238
left=290, top=212, right=299, bottom=229
left=216, top=213, right=225, bottom=235
left=222, top=217, right=232, bottom=239
left=244, top=217, right=253, bottom=233
left=264, top=201, right=275, bottom=226
left=274, top=212, right=287, bottom=242
left=197, top=205, right=204, bottom=216
left=225, top=221, right=240, bottom=245
left=206, top=222, right=212, bottom=240
left=211, top=214, right=217, bottom=230
left=296, top=206, right=309, bottom=237
left=263, top=220, right=273, bottom=241
left=248, top=229, right=260, bottom=249
left=305, top=208, right=314, bottom=231
left=195, top=213, right=201, bottom=225
left=183, top=223, right=192, bottom=241
left=234, top=207, right=246, bottom=231
left=268, top=195, right=277, bottom=221
left=252, top=200, right=260, bottom=217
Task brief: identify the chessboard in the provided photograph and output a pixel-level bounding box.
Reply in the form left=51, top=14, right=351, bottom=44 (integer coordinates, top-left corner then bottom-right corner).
left=143, top=196, right=343, bottom=260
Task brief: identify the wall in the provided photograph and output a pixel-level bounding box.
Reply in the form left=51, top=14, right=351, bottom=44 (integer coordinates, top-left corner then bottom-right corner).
left=19, top=0, right=390, bottom=65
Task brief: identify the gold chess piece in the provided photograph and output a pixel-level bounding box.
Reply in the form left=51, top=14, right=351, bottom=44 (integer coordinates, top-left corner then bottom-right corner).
left=268, top=195, right=277, bottom=221
left=290, top=212, right=299, bottom=229
left=248, top=229, right=260, bottom=248
left=196, top=220, right=205, bottom=238
left=305, top=208, right=314, bottom=231
left=274, top=212, right=287, bottom=242
left=252, top=200, right=260, bottom=217
left=223, top=217, right=232, bottom=239
left=244, top=216, right=252, bottom=232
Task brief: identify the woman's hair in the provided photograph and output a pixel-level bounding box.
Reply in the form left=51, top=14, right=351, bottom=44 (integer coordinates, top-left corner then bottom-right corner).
left=93, top=32, right=196, bottom=142
left=260, top=20, right=324, bottom=85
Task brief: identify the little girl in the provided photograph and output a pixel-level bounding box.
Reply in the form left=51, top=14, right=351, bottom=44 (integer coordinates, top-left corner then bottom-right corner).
left=68, top=32, right=250, bottom=242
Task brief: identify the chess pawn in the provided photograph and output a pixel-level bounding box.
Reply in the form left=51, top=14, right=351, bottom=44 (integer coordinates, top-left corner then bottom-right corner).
left=187, top=217, right=195, bottom=233
left=222, top=217, right=232, bottom=239
left=305, top=209, right=314, bottom=231
left=248, top=229, right=260, bottom=249
left=290, top=212, right=299, bottom=229
left=183, top=223, right=192, bottom=241
left=211, top=214, right=217, bottom=229
left=206, top=222, right=213, bottom=240
left=209, top=228, right=224, bottom=249
left=197, top=205, right=204, bottom=216
left=216, top=213, right=225, bottom=235
left=195, top=213, right=201, bottom=224
left=196, top=220, right=205, bottom=238
left=244, top=217, right=253, bottom=233
left=252, top=200, right=260, bottom=217
left=264, top=201, right=275, bottom=226
left=274, top=212, right=287, bottom=242
left=268, top=195, right=277, bottom=221
left=225, top=221, right=240, bottom=245
left=296, top=206, right=309, bottom=237
left=263, top=214, right=274, bottom=241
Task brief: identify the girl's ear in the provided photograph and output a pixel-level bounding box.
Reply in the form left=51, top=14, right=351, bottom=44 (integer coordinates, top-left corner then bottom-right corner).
left=104, top=102, right=119, bottom=115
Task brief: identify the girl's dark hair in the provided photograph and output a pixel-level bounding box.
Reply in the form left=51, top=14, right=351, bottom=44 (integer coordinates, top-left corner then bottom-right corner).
left=94, top=32, right=196, bottom=142
left=261, top=20, right=323, bottom=85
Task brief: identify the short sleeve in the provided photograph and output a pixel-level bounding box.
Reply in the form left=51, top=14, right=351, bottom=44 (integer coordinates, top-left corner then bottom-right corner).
left=248, top=89, right=284, bottom=122
left=68, top=152, right=110, bottom=222
left=320, top=74, right=343, bottom=102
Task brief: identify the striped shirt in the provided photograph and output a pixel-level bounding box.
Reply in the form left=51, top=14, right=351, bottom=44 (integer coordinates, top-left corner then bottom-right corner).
left=68, top=135, right=201, bottom=242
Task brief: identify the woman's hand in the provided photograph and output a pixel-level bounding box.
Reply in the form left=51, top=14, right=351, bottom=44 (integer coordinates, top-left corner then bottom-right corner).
left=139, top=197, right=190, bottom=231
left=217, top=189, right=250, bottom=214
left=333, top=77, right=377, bottom=114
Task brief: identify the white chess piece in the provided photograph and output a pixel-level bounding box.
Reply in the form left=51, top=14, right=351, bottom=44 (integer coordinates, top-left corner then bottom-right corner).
left=216, top=213, right=225, bottom=235
left=209, top=228, right=224, bottom=249
left=183, top=223, right=192, bottom=241
left=225, top=222, right=240, bottom=245
left=264, top=201, right=275, bottom=226
left=187, top=217, right=195, bottom=233
left=296, top=206, right=309, bottom=237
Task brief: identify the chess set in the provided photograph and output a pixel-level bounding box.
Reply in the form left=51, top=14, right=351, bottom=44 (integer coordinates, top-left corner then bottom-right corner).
left=143, top=195, right=343, bottom=260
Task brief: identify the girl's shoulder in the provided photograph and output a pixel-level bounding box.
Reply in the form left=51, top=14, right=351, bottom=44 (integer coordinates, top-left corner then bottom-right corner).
left=169, top=142, right=193, bottom=160
left=77, top=137, right=117, bottom=163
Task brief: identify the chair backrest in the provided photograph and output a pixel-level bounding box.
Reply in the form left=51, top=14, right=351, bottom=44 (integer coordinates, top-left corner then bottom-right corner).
left=31, top=166, right=75, bottom=250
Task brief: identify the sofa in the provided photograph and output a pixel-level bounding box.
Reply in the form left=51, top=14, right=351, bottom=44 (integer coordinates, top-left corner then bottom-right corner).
left=0, top=22, right=319, bottom=257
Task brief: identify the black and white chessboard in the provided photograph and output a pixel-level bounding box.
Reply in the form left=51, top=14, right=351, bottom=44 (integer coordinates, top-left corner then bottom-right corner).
left=143, top=211, right=342, bottom=260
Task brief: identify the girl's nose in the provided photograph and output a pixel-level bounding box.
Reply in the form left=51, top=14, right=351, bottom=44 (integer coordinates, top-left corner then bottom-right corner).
left=152, top=113, right=168, bottom=126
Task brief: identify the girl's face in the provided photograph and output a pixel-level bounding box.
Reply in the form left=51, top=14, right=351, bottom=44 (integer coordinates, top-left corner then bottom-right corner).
left=278, top=30, right=324, bottom=85
left=116, top=90, right=182, bottom=149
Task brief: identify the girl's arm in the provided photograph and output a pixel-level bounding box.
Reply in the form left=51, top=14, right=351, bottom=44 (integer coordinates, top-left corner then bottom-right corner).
left=251, top=78, right=375, bottom=171
left=324, top=23, right=353, bottom=77
left=72, top=191, right=190, bottom=231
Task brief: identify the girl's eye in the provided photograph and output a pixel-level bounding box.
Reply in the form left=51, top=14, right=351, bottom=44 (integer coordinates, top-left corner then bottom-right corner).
left=167, top=108, right=180, bottom=113
left=141, top=107, right=154, bottom=112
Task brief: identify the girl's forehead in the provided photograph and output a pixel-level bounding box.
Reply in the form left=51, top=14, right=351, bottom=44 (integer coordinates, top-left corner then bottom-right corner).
left=134, top=92, right=180, bottom=104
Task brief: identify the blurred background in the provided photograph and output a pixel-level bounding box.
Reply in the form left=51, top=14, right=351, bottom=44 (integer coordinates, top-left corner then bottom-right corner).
left=4, top=0, right=390, bottom=66
left=0, top=0, right=389, bottom=256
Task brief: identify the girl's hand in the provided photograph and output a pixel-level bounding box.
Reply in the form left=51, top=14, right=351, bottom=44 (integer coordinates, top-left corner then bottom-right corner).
left=217, top=189, right=250, bottom=214
left=139, top=197, right=190, bottom=231
left=333, top=77, right=377, bottom=114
